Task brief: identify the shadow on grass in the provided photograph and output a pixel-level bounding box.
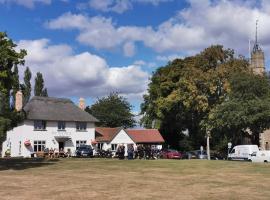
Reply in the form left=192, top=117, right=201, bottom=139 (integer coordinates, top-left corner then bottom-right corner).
left=0, top=158, right=59, bottom=171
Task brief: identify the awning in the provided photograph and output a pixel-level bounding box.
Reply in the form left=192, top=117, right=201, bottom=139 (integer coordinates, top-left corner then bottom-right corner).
left=54, top=136, right=71, bottom=142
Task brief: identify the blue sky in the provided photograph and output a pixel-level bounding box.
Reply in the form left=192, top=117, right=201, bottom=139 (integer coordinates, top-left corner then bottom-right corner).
left=1, top=0, right=270, bottom=113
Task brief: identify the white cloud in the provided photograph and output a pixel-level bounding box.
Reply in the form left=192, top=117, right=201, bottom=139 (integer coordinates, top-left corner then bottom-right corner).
left=156, top=54, right=183, bottom=62
left=17, top=39, right=149, bottom=99
left=123, top=42, right=136, bottom=57
left=47, top=1, right=270, bottom=61
left=86, top=0, right=172, bottom=13
left=0, top=0, right=51, bottom=8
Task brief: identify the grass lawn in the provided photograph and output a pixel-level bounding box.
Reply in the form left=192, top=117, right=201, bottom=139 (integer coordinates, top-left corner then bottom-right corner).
left=0, top=158, right=270, bottom=200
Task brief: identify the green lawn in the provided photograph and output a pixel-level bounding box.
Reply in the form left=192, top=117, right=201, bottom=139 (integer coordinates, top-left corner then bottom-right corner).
left=0, top=158, right=270, bottom=200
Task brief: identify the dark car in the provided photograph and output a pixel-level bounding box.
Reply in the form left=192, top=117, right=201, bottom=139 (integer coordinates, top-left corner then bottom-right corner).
left=75, top=145, right=93, bottom=157
left=182, top=151, right=197, bottom=159
left=161, top=149, right=182, bottom=159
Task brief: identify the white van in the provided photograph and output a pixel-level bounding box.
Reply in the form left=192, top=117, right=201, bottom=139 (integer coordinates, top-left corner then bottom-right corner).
left=250, top=151, right=270, bottom=163
left=228, top=145, right=259, bottom=161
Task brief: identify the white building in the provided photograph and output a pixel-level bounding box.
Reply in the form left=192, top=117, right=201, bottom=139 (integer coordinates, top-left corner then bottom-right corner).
left=95, top=127, right=164, bottom=156
left=2, top=94, right=98, bottom=158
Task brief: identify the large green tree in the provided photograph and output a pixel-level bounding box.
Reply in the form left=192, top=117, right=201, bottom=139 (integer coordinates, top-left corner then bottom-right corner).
left=34, top=72, right=48, bottom=97
left=204, top=72, right=270, bottom=146
left=0, top=32, right=26, bottom=113
left=0, top=32, right=26, bottom=145
left=86, top=93, right=135, bottom=128
left=141, top=45, right=249, bottom=149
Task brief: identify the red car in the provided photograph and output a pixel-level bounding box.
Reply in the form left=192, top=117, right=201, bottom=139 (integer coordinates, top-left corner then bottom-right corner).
left=161, top=149, right=182, bottom=159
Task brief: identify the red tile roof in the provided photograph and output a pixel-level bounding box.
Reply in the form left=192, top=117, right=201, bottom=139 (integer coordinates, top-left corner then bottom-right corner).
left=95, top=127, right=165, bottom=143
left=125, top=129, right=164, bottom=143
left=95, top=127, right=121, bottom=142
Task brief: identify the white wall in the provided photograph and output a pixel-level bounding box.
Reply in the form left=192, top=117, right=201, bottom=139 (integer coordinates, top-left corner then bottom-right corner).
left=2, top=120, right=95, bottom=158
left=109, top=129, right=135, bottom=156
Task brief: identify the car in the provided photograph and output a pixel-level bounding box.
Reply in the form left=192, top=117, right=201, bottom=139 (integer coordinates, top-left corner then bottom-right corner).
left=182, top=151, right=197, bottom=159
left=75, top=145, right=93, bottom=157
left=194, top=150, right=208, bottom=159
left=161, top=149, right=182, bottom=159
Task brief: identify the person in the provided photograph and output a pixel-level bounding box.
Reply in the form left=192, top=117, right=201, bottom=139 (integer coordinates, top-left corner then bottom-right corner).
left=117, top=144, right=125, bottom=160
left=54, top=148, right=59, bottom=158
left=49, top=148, right=54, bottom=158
left=59, top=148, right=65, bottom=157
left=127, top=144, right=134, bottom=160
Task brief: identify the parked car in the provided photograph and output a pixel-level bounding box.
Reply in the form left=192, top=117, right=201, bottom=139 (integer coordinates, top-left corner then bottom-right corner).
left=161, top=149, right=182, bottom=159
left=194, top=150, right=208, bottom=159
left=182, top=151, right=197, bottom=159
left=75, top=145, right=93, bottom=157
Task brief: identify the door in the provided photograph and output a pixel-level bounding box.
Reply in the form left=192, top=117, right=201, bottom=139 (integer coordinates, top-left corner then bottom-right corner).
left=59, top=142, right=64, bottom=150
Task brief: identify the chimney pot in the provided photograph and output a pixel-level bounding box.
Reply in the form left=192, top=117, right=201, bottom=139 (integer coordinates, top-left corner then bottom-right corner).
left=79, top=98, right=85, bottom=110
left=15, top=90, right=23, bottom=111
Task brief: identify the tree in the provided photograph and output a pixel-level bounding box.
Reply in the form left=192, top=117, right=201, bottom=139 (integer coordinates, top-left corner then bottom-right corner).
left=86, top=93, right=135, bottom=128
left=11, top=65, right=20, bottom=108
left=141, top=45, right=249, bottom=149
left=0, top=32, right=26, bottom=145
left=22, top=67, right=32, bottom=106
left=34, top=72, right=47, bottom=97
left=203, top=72, right=270, bottom=146
left=0, top=32, right=26, bottom=113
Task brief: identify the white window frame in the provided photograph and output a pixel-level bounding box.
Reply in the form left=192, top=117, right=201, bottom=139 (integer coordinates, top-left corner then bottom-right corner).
left=58, top=121, right=66, bottom=131
left=33, top=140, right=46, bottom=152
left=111, top=144, right=117, bottom=151
left=34, top=120, right=46, bottom=131
left=97, top=143, right=104, bottom=150
left=76, top=122, right=87, bottom=131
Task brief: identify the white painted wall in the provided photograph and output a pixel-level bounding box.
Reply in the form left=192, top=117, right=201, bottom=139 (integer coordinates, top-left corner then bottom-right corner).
left=109, top=129, right=135, bottom=156
left=1, top=120, right=95, bottom=158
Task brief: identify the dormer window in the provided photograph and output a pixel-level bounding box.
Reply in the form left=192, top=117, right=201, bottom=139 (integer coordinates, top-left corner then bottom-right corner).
left=58, top=121, right=66, bottom=131
left=76, top=122, right=87, bottom=131
left=34, top=120, right=46, bottom=131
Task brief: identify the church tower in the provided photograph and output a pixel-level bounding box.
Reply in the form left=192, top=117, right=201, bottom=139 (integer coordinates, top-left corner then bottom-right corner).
left=250, top=20, right=265, bottom=75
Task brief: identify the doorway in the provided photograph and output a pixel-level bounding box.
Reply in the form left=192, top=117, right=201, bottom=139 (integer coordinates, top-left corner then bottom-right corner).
left=59, top=142, right=64, bottom=150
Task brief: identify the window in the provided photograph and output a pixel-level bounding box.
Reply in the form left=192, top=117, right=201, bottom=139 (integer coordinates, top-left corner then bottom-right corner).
left=58, top=121, right=66, bottom=130
left=111, top=144, right=117, bottom=151
left=33, top=141, right=46, bottom=152
left=76, top=140, right=87, bottom=149
left=34, top=120, right=46, bottom=130
left=76, top=122, right=87, bottom=131
left=97, top=143, right=104, bottom=150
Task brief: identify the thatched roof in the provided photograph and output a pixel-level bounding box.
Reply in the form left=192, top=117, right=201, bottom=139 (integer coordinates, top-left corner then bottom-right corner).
left=23, top=96, right=98, bottom=122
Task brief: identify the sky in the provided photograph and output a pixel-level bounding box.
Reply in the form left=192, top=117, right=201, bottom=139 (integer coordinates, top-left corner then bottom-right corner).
left=1, top=0, right=270, bottom=113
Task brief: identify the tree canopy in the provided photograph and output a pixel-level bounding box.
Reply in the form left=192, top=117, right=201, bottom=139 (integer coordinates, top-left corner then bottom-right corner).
left=204, top=72, right=270, bottom=146
left=86, top=93, right=135, bottom=128
left=34, top=72, right=48, bottom=97
left=141, top=45, right=250, bottom=150
left=0, top=32, right=27, bottom=145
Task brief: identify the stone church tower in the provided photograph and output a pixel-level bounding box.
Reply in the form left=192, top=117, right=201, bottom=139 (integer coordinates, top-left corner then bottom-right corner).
left=250, top=20, right=265, bottom=75
left=250, top=21, right=270, bottom=150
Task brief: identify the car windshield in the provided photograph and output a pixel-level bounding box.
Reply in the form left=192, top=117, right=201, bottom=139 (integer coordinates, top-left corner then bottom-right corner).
left=78, top=146, right=92, bottom=150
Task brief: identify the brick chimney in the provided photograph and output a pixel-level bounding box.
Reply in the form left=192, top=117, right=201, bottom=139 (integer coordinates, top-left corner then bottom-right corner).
left=15, top=90, right=23, bottom=111
left=78, top=98, right=85, bottom=110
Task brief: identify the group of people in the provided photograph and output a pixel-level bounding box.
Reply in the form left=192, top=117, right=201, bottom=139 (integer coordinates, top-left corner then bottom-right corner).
left=115, top=144, right=161, bottom=160
left=43, top=148, right=71, bottom=158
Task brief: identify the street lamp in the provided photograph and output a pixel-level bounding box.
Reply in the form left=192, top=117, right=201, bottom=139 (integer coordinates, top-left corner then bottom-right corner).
left=227, top=142, right=232, bottom=160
